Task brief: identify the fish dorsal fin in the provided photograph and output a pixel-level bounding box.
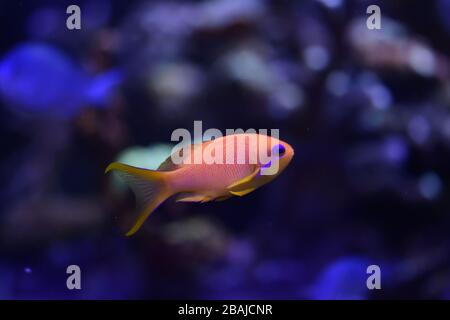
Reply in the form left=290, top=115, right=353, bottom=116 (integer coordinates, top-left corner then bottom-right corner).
left=158, top=140, right=216, bottom=170
left=227, top=165, right=260, bottom=196
left=157, top=155, right=180, bottom=171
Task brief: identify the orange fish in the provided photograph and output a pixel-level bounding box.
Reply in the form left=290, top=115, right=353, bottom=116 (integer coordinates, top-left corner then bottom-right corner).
left=105, top=133, right=294, bottom=236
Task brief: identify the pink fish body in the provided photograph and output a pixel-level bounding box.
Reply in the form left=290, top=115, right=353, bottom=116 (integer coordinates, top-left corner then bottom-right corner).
left=106, top=133, right=294, bottom=235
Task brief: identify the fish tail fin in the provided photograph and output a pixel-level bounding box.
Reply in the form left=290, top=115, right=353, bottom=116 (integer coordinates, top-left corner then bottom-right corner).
left=105, top=162, right=173, bottom=236
left=86, top=69, right=122, bottom=107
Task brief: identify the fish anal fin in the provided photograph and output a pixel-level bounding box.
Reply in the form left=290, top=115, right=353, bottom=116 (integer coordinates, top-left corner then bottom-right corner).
left=214, top=195, right=233, bottom=201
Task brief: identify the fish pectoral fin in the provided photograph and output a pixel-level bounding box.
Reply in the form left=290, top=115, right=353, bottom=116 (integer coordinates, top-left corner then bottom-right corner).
left=176, top=193, right=212, bottom=203
left=229, top=188, right=256, bottom=197
left=227, top=166, right=260, bottom=193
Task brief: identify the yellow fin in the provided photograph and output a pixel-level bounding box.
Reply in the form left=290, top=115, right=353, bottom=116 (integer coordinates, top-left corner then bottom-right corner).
left=176, top=193, right=212, bottom=203
left=105, top=162, right=172, bottom=236
left=214, top=195, right=233, bottom=201
left=227, top=166, right=260, bottom=193
left=229, top=188, right=256, bottom=197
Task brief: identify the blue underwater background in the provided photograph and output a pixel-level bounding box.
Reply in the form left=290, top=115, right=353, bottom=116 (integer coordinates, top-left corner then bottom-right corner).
left=1, top=0, right=450, bottom=299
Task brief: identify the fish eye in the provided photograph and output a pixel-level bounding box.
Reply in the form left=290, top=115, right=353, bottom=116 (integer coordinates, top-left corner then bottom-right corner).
left=272, top=144, right=286, bottom=156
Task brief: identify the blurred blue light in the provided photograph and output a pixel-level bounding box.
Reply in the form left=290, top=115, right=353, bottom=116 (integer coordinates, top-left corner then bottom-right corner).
left=364, top=84, right=392, bottom=110
left=270, top=83, right=304, bottom=113
left=418, top=172, right=442, bottom=200
left=384, top=136, right=408, bottom=164
left=310, top=257, right=371, bottom=300
left=303, top=45, right=330, bottom=71
left=27, top=7, right=62, bottom=38
left=316, top=0, right=344, bottom=9
left=408, top=115, right=431, bottom=145
left=408, top=45, right=436, bottom=77
left=326, top=71, right=350, bottom=96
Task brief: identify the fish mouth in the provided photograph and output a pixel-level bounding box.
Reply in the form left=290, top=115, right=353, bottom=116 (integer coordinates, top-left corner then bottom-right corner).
left=287, top=144, right=294, bottom=158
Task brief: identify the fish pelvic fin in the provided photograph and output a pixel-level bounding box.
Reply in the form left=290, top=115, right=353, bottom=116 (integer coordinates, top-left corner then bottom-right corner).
left=105, top=162, right=172, bottom=236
